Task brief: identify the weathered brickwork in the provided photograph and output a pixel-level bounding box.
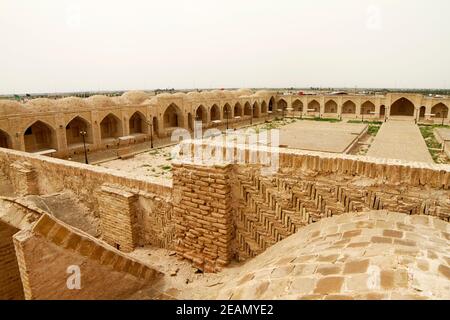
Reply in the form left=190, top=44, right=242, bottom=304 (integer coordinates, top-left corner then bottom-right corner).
left=172, top=162, right=234, bottom=272
left=0, top=148, right=174, bottom=250
left=14, top=213, right=160, bottom=300
left=233, top=164, right=449, bottom=260
left=172, top=140, right=450, bottom=266
left=0, top=221, right=24, bottom=300
left=9, top=161, right=38, bottom=196
left=98, top=184, right=139, bottom=252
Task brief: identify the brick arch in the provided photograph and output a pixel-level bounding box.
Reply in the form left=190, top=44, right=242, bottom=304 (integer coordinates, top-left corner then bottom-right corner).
left=324, top=100, right=337, bottom=113
left=163, top=103, right=184, bottom=128
left=292, top=99, right=303, bottom=112
left=307, top=100, right=320, bottom=112
left=277, top=99, right=287, bottom=111
left=234, top=103, right=243, bottom=117
left=129, top=111, right=148, bottom=134
left=244, top=102, right=252, bottom=116
left=223, top=103, right=232, bottom=119
left=342, top=100, right=356, bottom=114
left=0, top=128, right=12, bottom=149
left=100, top=113, right=123, bottom=140
left=66, top=115, right=94, bottom=146
left=431, top=103, right=448, bottom=119
left=361, top=101, right=375, bottom=115
left=23, top=120, right=57, bottom=152
left=195, top=105, right=208, bottom=124
left=390, top=97, right=415, bottom=116
left=210, top=104, right=221, bottom=121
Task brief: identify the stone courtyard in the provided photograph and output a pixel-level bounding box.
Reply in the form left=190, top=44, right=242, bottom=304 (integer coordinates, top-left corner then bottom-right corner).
left=0, top=89, right=449, bottom=300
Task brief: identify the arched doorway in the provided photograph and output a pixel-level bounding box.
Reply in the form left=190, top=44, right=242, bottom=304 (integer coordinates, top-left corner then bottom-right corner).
left=292, top=99, right=303, bottom=112
left=210, top=104, right=221, bottom=121
left=66, top=116, right=92, bottom=147
left=0, top=129, right=11, bottom=149
left=234, top=103, right=243, bottom=117
left=342, top=101, right=356, bottom=114
left=195, top=105, right=207, bottom=124
left=277, top=99, right=287, bottom=113
left=163, top=103, right=183, bottom=128
left=324, top=100, right=337, bottom=113
left=361, top=101, right=375, bottom=115
left=129, top=112, right=148, bottom=134
left=24, top=121, right=56, bottom=152
left=268, top=97, right=275, bottom=113
left=223, top=103, right=232, bottom=119
left=100, top=114, right=123, bottom=140
left=431, top=103, right=448, bottom=120
left=307, top=100, right=320, bottom=113
left=390, top=98, right=414, bottom=116
left=244, top=102, right=252, bottom=116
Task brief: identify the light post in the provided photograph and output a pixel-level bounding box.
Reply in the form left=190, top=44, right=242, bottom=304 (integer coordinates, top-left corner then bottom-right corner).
left=79, top=130, right=88, bottom=164
left=250, top=105, right=253, bottom=125
left=223, top=108, right=230, bottom=131
left=147, top=121, right=154, bottom=148
left=442, top=112, right=446, bottom=126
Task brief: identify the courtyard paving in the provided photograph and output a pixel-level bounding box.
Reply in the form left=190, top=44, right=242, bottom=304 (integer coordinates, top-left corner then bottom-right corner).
left=367, top=120, right=433, bottom=163
left=278, top=121, right=367, bottom=153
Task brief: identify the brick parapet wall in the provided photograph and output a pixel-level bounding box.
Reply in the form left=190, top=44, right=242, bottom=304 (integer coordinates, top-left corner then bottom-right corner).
left=13, top=213, right=160, bottom=299
left=172, top=162, right=234, bottom=272
left=0, top=147, right=174, bottom=250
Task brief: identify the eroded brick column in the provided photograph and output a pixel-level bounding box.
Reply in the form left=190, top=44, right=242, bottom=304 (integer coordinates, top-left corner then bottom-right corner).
left=97, top=184, right=138, bottom=252
left=172, top=162, right=233, bottom=273
left=9, top=161, right=38, bottom=196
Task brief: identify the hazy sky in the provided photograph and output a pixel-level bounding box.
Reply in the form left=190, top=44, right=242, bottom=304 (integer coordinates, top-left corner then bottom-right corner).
left=1, top=0, right=449, bottom=94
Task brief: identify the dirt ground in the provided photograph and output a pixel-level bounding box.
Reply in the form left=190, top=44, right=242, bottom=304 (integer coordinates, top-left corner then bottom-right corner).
left=98, top=146, right=175, bottom=182
left=96, top=118, right=369, bottom=178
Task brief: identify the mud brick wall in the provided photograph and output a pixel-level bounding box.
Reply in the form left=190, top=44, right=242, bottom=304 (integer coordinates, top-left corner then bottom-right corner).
left=13, top=214, right=159, bottom=300
left=172, top=162, right=234, bottom=273
left=98, top=185, right=139, bottom=252
left=175, top=140, right=450, bottom=265
left=0, top=147, right=174, bottom=250
left=9, top=161, right=38, bottom=196
left=0, top=221, right=24, bottom=300
left=0, top=147, right=171, bottom=222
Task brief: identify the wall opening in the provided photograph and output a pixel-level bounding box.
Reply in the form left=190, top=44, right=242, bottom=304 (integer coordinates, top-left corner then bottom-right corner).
left=342, top=101, right=356, bottom=114
left=100, top=114, right=123, bottom=140
left=210, top=104, right=220, bottom=121
left=66, top=116, right=92, bottom=147
left=163, top=103, right=183, bottom=128
left=129, top=112, right=148, bottom=134
left=324, top=100, right=337, bottom=113
left=390, top=98, right=415, bottom=116
left=292, top=99, right=303, bottom=112
left=24, top=121, right=56, bottom=152
left=0, top=129, right=12, bottom=149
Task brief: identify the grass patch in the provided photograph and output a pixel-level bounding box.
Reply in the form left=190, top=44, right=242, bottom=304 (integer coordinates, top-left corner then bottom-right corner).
left=367, top=125, right=381, bottom=136
left=347, top=120, right=383, bottom=125
left=418, top=124, right=450, bottom=163
left=300, top=117, right=341, bottom=123
left=160, top=165, right=172, bottom=171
